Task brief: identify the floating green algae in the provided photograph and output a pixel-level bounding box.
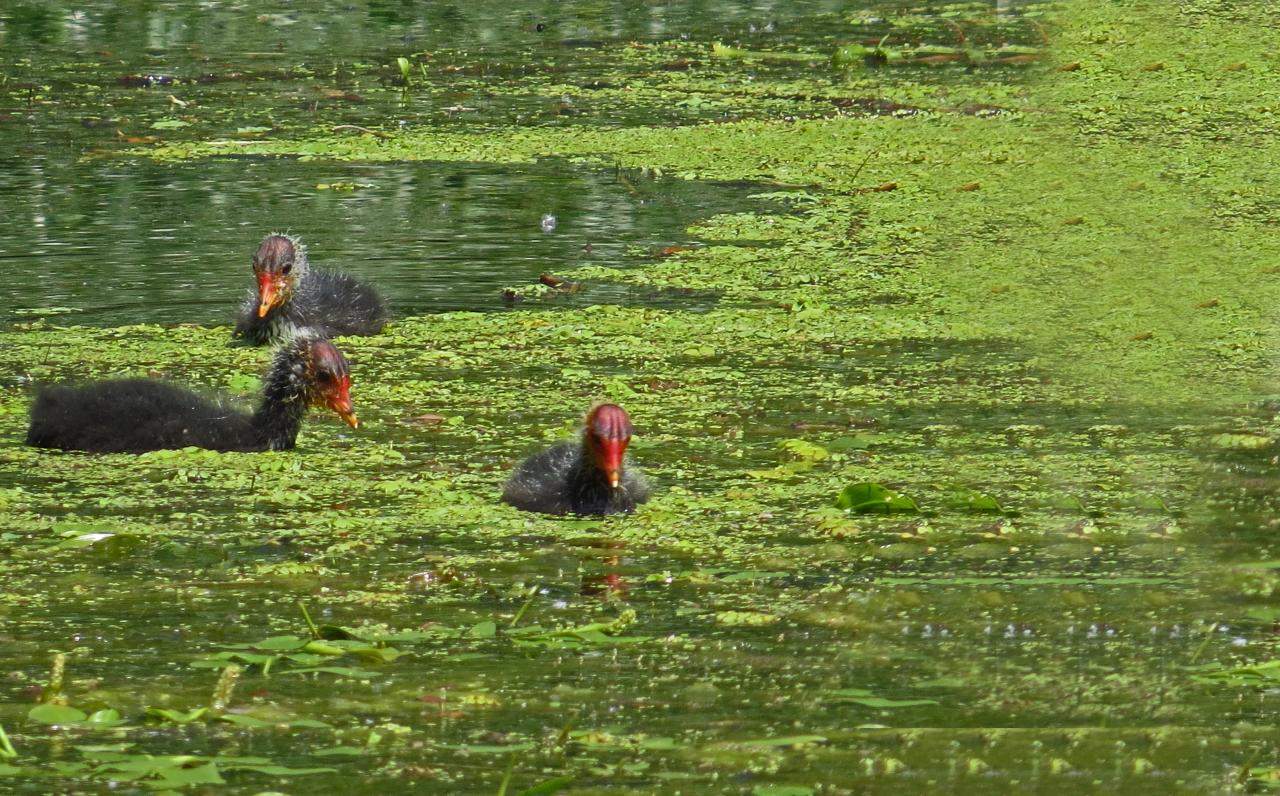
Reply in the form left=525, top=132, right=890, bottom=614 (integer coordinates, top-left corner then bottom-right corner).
left=3, top=0, right=1280, bottom=793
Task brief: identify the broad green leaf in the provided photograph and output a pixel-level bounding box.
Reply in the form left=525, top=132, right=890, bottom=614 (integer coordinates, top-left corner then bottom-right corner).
left=28, top=704, right=88, bottom=724
left=839, top=696, right=938, bottom=708
left=834, top=483, right=919, bottom=514
left=283, top=667, right=377, bottom=678
left=144, top=707, right=208, bottom=724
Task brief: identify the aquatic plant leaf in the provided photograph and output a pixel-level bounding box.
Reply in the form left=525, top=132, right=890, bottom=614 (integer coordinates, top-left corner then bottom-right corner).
left=231, top=765, right=338, bottom=776
left=316, top=625, right=363, bottom=640
left=640, top=737, right=681, bottom=750
left=780, top=439, right=829, bottom=461
left=46, top=532, right=142, bottom=559
left=715, top=611, right=779, bottom=626
left=217, top=714, right=275, bottom=728
left=85, top=709, right=126, bottom=727
left=945, top=488, right=1004, bottom=514
left=467, top=621, right=497, bottom=638
left=346, top=645, right=405, bottom=664
left=312, top=746, right=366, bottom=757
left=27, top=704, right=87, bottom=724
left=73, top=744, right=135, bottom=753
left=283, top=667, right=378, bottom=678
left=301, top=641, right=347, bottom=656
left=753, top=786, right=815, bottom=796
left=827, top=688, right=873, bottom=697
left=827, top=435, right=877, bottom=451
left=1209, top=433, right=1272, bottom=449
left=225, top=373, right=258, bottom=393
left=245, top=635, right=311, bottom=651
left=152, top=761, right=224, bottom=786
left=834, top=483, right=919, bottom=514
left=144, top=707, right=208, bottom=724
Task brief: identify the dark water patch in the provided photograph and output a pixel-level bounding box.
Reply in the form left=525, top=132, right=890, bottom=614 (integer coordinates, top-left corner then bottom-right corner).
left=0, top=158, right=768, bottom=326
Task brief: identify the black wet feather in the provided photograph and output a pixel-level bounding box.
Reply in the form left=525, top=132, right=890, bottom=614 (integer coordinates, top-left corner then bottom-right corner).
left=26, top=338, right=350, bottom=453
left=502, top=440, right=650, bottom=516
left=234, top=235, right=387, bottom=346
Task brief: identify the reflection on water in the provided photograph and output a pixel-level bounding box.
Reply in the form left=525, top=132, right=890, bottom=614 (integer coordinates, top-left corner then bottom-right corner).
left=2, top=0, right=860, bottom=326
left=0, top=158, right=754, bottom=325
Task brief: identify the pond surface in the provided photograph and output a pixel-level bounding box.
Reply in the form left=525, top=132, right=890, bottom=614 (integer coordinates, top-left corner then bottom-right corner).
left=2, top=1, right=1278, bottom=794
left=0, top=156, right=750, bottom=324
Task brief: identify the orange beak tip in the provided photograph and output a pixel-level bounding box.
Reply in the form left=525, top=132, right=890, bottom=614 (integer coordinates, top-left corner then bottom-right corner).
left=609, top=473, right=621, bottom=490
left=342, top=412, right=360, bottom=429
left=257, top=303, right=270, bottom=318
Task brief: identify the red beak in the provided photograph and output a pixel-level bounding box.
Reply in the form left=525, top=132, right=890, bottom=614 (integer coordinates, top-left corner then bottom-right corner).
left=597, top=437, right=627, bottom=489
left=326, top=375, right=359, bottom=428
left=256, top=272, right=282, bottom=318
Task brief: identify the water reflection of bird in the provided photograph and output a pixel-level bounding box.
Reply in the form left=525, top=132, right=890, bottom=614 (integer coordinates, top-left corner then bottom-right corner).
left=26, top=336, right=359, bottom=453
left=234, top=233, right=388, bottom=345
left=502, top=403, right=650, bottom=516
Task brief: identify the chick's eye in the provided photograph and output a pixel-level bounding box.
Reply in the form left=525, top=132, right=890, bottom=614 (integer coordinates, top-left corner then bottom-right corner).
left=315, top=370, right=334, bottom=384
left=281, top=262, right=293, bottom=275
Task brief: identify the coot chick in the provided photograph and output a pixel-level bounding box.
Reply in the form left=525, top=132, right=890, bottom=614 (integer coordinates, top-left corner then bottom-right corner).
left=234, top=233, right=388, bottom=345
left=502, top=403, right=650, bottom=516
left=26, top=336, right=359, bottom=454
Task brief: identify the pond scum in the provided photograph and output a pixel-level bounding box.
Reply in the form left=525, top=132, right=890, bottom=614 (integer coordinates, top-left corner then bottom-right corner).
left=3, top=0, right=1280, bottom=793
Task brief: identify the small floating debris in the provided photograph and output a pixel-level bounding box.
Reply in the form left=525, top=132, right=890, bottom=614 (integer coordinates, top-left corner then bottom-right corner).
left=117, top=74, right=176, bottom=88
left=539, top=273, right=580, bottom=293
left=12, top=307, right=82, bottom=317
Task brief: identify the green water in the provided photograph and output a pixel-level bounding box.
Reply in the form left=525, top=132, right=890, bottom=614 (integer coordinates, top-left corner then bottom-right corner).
left=3, top=1, right=1280, bottom=793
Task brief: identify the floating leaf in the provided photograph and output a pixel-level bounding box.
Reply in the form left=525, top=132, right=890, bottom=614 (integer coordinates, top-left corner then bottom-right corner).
left=779, top=438, right=828, bottom=461
left=313, top=746, right=366, bottom=757
left=246, top=635, right=311, bottom=651
left=217, top=714, right=276, bottom=728
left=283, top=667, right=378, bottom=678
left=144, top=707, right=208, bottom=724
left=233, top=765, right=338, bottom=776
left=28, top=704, right=88, bottom=725
left=834, top=483, right=919, bottom=514
left=945, top=488, right=1004, bottom=514
left=85, top=709, right=126, bottom=727
left=1210, top=433, right=1272, bottom=450
left=715, top=611, right=778, bottom=626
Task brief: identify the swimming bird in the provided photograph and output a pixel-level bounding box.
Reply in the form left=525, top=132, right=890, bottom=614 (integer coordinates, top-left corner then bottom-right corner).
left=26, top=336, right=359, bottom=453
left=502, top=403, right=650, bottom=515
left=234, top=233, right=388, bottom=345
